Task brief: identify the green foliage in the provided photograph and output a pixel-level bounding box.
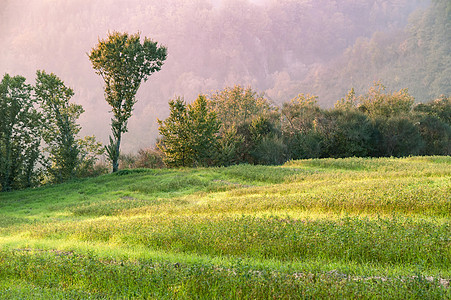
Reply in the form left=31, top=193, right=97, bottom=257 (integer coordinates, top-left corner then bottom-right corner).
left=0, top=72, right=104, bottom=191
left=357, top=82, right=415, bottom=119
left=281, top=94, right=324, bottom=160
left=0, top=74, right=41, bottom=191
left=187, top=95, right=221, bottom=167
left=251, top=135, right=287, bottom=165
left=246, top=116, right=286, bottom=165
left=319, top=108, right=377, bottom=158
left=35, top=70, right=84, bottom=183
left=76, top=135, right=106, bottom=177
left=208, top=85, right=274, bottom=131
left=215, top=126, right=245, bottom=166
left=206, top=86, right=281, bottom=165
left=335, top=88, right=358, bottom=110
left=414, top=114, right=451, bottom=156
left=156, top=84, right=448, bottom=167
left=89, top=31, right=167, bottom=172
left=282, top=94, right=321, bottom=135
left=158, top=95, right=220, bottom=167
left=374, top=116, right=424, bottom=157
left=158, top=97, right=192, bottom=167
left=286, top=131, right=323, bottom=160
left=414, top=95, right=451, bottom=126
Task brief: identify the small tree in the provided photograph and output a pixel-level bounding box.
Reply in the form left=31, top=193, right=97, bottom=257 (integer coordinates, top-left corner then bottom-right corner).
left=281, top=94, right=321, bottom=135
left=318, top=108, right=378, bottom=158
left=157, top=95, right=220, bottom=167
left=187, top=95, right=220, bottom=167
left=157, top=97, right=192, bottom=167
left=76, top=135, right=106, bottom=177
left=414, top=95, right=451, bottom=126
left=414, top=114, right=451, bottom=155
left=208, top=85, right=273, bottom=131
left=35, top=70, right=84, bottom=183
left=89, top=32, right=167, bottom=172
left=374, top=116, right=424, bottom=157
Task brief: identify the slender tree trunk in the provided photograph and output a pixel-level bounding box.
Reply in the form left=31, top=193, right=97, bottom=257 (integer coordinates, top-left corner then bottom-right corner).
left=112, top=132, right=121, bottom=173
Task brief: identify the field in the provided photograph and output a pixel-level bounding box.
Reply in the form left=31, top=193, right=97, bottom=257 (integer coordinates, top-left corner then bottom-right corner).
left=0, top=156, right=450, bottom=299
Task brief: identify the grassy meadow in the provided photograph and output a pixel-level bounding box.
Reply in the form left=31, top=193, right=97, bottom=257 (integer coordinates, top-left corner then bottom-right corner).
left=0, top=156, right=450, bottom=299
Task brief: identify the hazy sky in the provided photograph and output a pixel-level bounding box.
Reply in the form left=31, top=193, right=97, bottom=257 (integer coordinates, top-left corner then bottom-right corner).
left=0, top=0, right=428, bottom=152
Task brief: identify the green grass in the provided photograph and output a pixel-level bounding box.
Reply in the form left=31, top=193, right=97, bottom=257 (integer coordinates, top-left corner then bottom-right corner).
left=0, top=156, right=450, bottom=299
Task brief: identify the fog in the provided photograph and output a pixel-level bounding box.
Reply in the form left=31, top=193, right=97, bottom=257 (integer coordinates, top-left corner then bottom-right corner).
left=0, top=0, right=433, bottom=152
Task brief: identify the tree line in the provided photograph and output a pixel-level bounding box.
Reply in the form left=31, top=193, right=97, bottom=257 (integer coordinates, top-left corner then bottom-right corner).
left=2, top=31, right=449, bottom=192
left=157, top=84, right=450, bottom=167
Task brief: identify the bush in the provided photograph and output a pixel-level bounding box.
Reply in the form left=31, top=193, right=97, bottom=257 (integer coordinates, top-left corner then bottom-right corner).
left=285, top=131, right=323, bottom=160
left=77, top=159, right=109, bottom=178
left=119, top=148, right=165, bottom=170
left=134, top=148, right=166, bottom=169
left=414, top=114, right=451, bottom=155
left=374, top=116, right=424, bottom=157
left=319, top=109, right=378, bottom=158
left=251, top=135, right=288, bottom=165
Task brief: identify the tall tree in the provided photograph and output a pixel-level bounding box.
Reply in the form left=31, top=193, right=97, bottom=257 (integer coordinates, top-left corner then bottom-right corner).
left=89, top=32, right=167, bottom=172
left=0, top=74, right=41, bottom=191
left=35, top=71, right=84, bottom=183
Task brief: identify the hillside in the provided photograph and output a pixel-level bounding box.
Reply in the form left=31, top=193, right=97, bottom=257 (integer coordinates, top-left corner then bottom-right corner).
left=0, top=156, right=450, bottom=298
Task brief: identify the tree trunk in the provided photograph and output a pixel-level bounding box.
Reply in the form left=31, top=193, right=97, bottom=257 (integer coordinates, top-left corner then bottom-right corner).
left=112, top=132, right=121, bottom=173
left=1, top=133, right=12, bottom=192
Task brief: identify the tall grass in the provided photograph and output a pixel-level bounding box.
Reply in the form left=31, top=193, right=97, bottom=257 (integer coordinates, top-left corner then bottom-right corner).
left=0, top=156, right=449, bottom=298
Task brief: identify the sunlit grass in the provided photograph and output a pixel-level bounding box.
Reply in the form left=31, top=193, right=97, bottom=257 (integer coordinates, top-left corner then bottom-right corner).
left=0, top=156, right=450, bottom=298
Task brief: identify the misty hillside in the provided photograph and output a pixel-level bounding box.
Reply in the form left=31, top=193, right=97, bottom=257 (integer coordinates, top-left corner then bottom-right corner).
left=1, top=0, right=449, bottom=152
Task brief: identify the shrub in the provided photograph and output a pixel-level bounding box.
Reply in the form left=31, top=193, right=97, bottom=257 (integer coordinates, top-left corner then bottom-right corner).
left=374, top=116, right=424, bottom=157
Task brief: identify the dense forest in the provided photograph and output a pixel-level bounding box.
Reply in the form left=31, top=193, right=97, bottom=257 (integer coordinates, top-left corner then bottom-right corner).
left=1, top=0, right=449, bottom=152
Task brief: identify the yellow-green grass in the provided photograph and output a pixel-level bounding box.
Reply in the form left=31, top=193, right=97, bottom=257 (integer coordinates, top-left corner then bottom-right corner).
left=0, top=156, right=450, bottom=299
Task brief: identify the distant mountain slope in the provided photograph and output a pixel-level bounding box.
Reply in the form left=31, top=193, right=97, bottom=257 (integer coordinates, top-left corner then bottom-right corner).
left=298, top=0, right=450, bottom=105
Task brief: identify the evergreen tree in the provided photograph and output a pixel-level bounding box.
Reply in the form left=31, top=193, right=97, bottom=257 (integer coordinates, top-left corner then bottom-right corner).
left=157, top=98, right=192, bottom=167
left=187, top=95, right=220, bottom=167
left=158, top=95, right=220, bottom=167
